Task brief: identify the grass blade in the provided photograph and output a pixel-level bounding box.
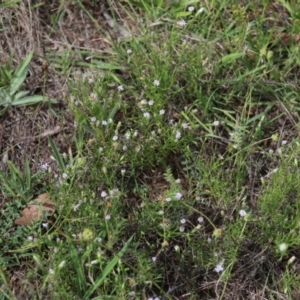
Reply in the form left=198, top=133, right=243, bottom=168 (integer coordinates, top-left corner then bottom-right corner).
left=48, top=137, right=65, bottom=172
left=83, top=235, right=133, bottom=300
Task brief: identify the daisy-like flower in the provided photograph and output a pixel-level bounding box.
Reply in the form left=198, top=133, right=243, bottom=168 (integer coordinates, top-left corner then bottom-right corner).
left=42, top=222, right=49, bottom=228
left=143, top=112, right=151, bottom=119
left=152, top=256, right=157, bottom=262
left=153, top=79, right=160, bottom=86
left=175, top=131, right=181, bottom=140
left=197, top=216, right=204, bottom=223
left=127, top=49, right=132, bottom=54
left=159, top=109, right=165, bottom=115
left=177, top=19, right=187, bottom=27
left=102, top=120, right=108, bottom=125
left=117, top=85, right=124, bottom=91
left=213, top=120, right=220, bottom=126
left=179, top=226, right=185, bottom=232
left=239, top=209, right=247, bottom=217
left=58, top=260, right=66, bottom=269
left=165, top=197, right=171, bottom=202
left=279, top=243, right=288, bottom=252
left=90, top=117, right=97, bottom=123
left=188, top=6, right=195, bottom=12
left=180, top=218, right=186, bottom=224
left=182, top=123, right=189, bottom=129
left=175, top=192, right=183, bottom=200
left=49, top=268, right=55, bottom=275
left=121, top=169, right=126, bottom=175
left=62, top=173, right=68, bottom=179
left=148, top=100, right=154, bottom=106
left=112, top=135, right=118, bottom=141
left=214, top=262, right=224, bottom=273
left=40, top=162, right=50, bottom=170
left=105, top=214, right=111, bottom=220
left=101, top=191, right=107, bottom=198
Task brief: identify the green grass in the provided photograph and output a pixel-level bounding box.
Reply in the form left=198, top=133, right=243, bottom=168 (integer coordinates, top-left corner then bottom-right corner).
left=1, top=0, right=300, bottom=299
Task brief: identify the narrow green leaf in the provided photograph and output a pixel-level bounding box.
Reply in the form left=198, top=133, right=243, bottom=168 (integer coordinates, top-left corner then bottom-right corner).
left=48, top=137, right=65, bottom=172
left=68, top=240, right=86, bottom=296
left=10, top=51, right=33, bottom=95
left=218, top=52, right=244, bottom=65
left=12, top=95, right=57, bottom=106
left=83, top=236, right=133, bottom=300
left=75, top=60, right=126, bottom=70
left=13, top=90, right=30, bottom=100
left=24, top=156, right=31, bottom=191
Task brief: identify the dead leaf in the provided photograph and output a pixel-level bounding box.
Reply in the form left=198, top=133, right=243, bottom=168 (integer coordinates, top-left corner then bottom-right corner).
left=14, top=193, right=56, bottom=226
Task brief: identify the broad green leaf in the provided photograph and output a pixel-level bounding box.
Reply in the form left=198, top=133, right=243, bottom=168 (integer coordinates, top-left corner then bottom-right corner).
left=83, top=235, right=133, bottom=300
left=10, top=51, right=33, bottom=95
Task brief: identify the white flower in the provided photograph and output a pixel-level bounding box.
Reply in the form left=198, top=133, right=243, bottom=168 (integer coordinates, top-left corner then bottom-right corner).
left=99, top=147, right=103, bottom=152
left=122, top=145, right=128, bottom=151
left=197, top=216, right=204, bottom=223
left=158, top=210, right=164, bottom=215
left=90, top=117, right=97, bottom=123
left=282, top=140, right=288, bottom=145
left=91, top=260, right=98, bottom=265
left=175, top=192, right=183, bottom=200
left=42, top=222, right=49, bottom=228
left=152, top=256, right=157, bottom=262
left=112, top=135, right=118, bottom=141
left=28, top=236, right=33, bottom=241
left=180, top=218, right=186, bottom=224
left=105, top=214, right=111, bottom=220
left=207, top=237, right=212, bottom=243
left=177, top=19, right=187, bottom=27
left=179, top=226, right=185, bottom=232
left=198, top=7, right=205, bottom=14
left=62, top=173, right=68, bottom=179
left=213, top=120, right=220, bottom=126
left=239, top=209, right=247, bottom=217
left=188, top=6, right=195, bottom=12
left=214, top=262, right=224, bottom=273
left=175, top=131, right=181, bottom=140
left=148, top=100, right=154, bottom=106
left=127, top=49, right=132, bottom=54
left=159, top=109, right=165, bottom=115
left=117, top=85, right=124, bottom=91
left=121, top=169, right=126, bottom=175
left=101, top=191, right=107, bottom=198
left=40, top=162, right=49, bottom=170
left=102, top=120, right=108, bottom=125
left=153, top=79, right=160, bottom=86
left=182, top=123, right=189, bottom=129
left=143, top=112, right=151, bottom=119
left=175, top=178, right=181, bottom=184
left=165, top=197, right=171, bottom=202
left=49, top=268, right=54, bottom=275
left=279, top=243, right=288, bottom=252
left=58, top=260, right=66, bottom=269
